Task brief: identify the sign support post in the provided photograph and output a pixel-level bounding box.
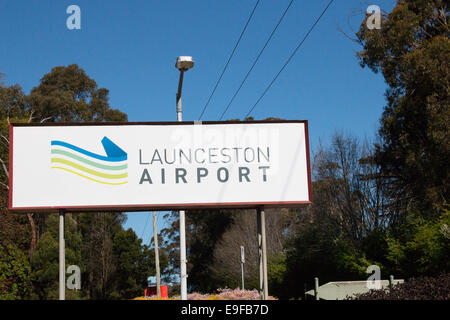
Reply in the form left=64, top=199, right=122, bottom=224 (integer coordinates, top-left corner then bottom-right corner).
left=240, top=245, right=245, bottom=290
left=257, top=207, right=268, bottom=300
left=59, top=209, right=65, bottom=300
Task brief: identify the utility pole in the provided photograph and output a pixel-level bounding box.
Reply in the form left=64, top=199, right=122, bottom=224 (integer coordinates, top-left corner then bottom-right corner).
left=153, top=211, right=161, bottom=298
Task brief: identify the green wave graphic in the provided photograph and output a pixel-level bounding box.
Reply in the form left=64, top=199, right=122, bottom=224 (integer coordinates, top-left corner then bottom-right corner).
left=51, top=158, right=128, bottom=180
left=51, top=149, right=128, bottom=170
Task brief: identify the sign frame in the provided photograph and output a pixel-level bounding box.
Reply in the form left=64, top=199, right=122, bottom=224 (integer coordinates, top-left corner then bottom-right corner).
left=8, top=120, right=312, bottom=213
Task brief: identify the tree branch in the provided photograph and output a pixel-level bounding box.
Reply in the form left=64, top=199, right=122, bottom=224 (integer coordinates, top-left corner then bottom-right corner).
left=0, top=156, right=9, bottom=179
left=0, top=181, right=9, bottom=190
left=0, top=134, right=9, bottom=145
left=40, top=116, right=53, bottom=123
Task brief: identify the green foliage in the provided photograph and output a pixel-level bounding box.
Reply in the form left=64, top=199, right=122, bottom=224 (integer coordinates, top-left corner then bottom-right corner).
left=333, top=240, right=372, bottom=277
left=357, top=0, right=449, bottom=213
left=111, top=228, right=153, bottom=299
left=29, top=231, right=59, bottom=298
left=386, top=208, right=450, bottom=277
left=0, top=243, right=31, bottom=300
left=0, top=207, right=31, bottom=253
left=0, top=84, right=28, bottom=121
left=360, top=229, right=390, bottom=269
left=27, top=213, right=159, bottom=300
left=30, top=214, right=82, bottom=299
left=0, top=84, right=30, bottom=188
left=0, top=65, right=147, bottom=300
left=27, top=64, right=127, bottom=122
left=267, top=252, right=287, bottom=296
left=283, top=212, right=375, bottom=299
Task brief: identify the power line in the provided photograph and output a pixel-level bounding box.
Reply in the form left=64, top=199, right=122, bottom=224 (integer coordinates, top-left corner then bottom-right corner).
left=140, top=212, right=151, bottom=242
left=198, top=0, right=261, bottom=120
left=219, top=0, right=295, bottom=121
left=244, top=0, right=335, bottom=119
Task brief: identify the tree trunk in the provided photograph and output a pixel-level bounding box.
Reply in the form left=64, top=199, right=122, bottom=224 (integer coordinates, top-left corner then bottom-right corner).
left=27, top=213, right=36, bottom=255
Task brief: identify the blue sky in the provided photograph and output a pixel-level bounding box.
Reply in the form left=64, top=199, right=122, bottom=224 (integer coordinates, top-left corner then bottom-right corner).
left=1, top=0, right=395, bottom=245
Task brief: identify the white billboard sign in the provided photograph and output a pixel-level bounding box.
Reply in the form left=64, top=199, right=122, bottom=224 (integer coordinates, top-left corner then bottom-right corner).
left=9, top=121, right=311, bottom=212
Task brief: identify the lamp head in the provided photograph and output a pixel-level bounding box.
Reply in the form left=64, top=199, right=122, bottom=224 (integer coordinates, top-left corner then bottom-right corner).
left=176, top=56, right=194, bottom=71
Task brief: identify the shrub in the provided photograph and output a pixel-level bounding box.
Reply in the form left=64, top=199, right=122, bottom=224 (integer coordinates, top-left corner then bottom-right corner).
left=350, top=274, right=450, bottom=300
left=135, top=288, right=278, bottom=300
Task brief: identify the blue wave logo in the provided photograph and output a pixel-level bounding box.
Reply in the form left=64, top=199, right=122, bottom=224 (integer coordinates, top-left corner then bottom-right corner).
left=50, top=137, right=128, bottom=185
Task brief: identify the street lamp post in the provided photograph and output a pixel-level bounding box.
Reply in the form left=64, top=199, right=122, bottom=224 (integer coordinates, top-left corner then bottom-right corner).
left=175, top=56, right=194, bottom=301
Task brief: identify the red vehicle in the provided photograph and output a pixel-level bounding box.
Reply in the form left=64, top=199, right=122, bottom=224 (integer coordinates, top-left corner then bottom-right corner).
left=145, top=285, right=168, bottom=298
